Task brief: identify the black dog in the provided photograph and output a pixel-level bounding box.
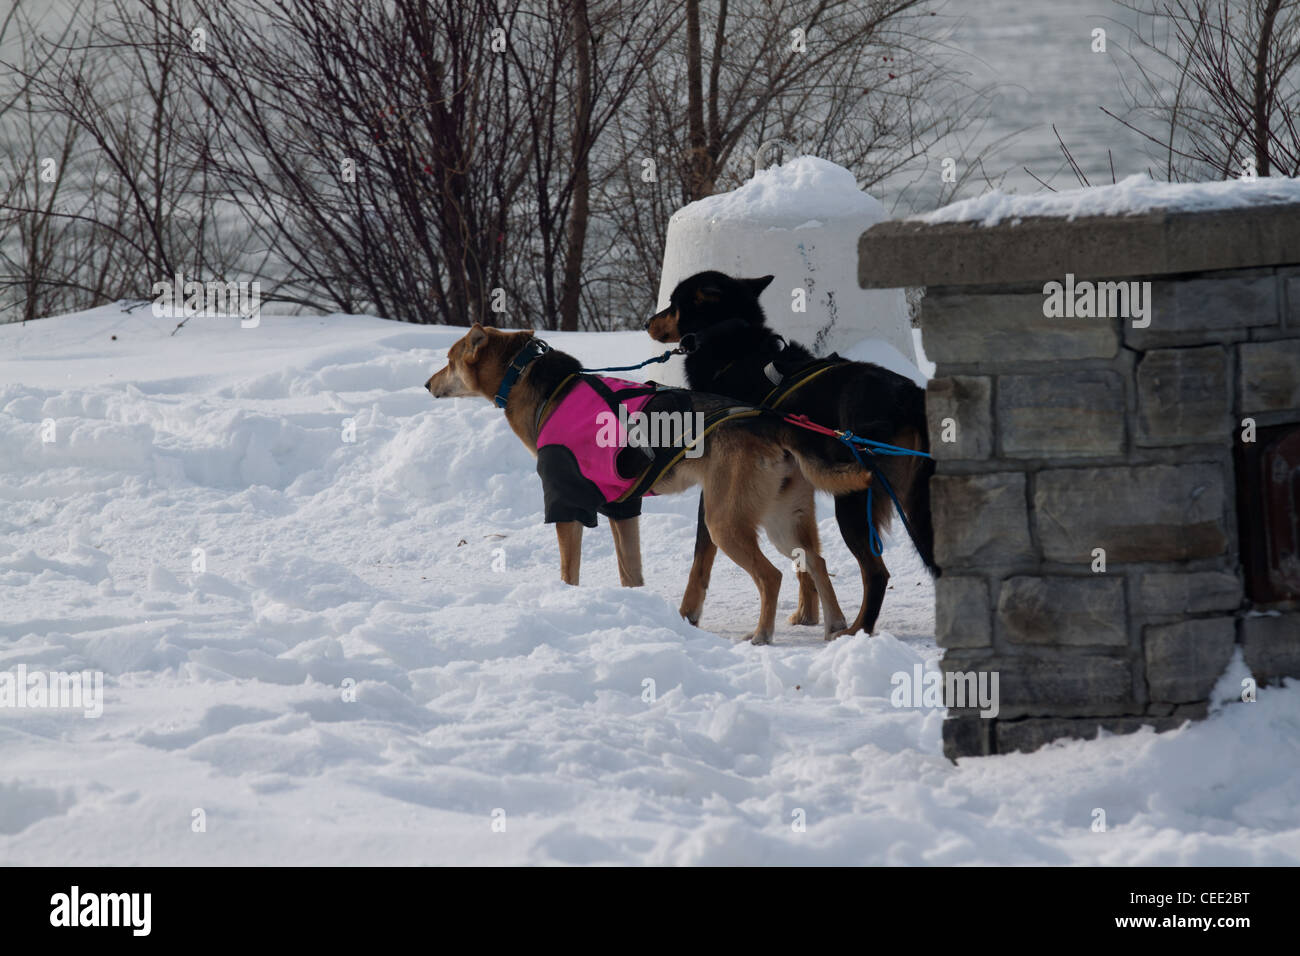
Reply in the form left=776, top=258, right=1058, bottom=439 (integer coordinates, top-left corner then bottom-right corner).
left=647, top=270, right=937, bottom=636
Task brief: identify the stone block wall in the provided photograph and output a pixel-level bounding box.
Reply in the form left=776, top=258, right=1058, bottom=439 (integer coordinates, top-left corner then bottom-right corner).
left=859, top=204, right=1300, bottom=758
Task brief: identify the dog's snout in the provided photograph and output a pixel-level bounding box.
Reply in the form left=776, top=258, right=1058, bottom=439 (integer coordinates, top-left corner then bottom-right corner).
left=645, top=306, right=680, bottom=344
left=426, top=366, right=466, bottom=399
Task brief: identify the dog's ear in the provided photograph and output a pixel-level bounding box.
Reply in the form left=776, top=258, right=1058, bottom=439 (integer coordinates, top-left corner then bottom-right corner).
left=464, top=323, right=490, bottom=359
left=693, top=284, right=723, bottom=305
left=743, top=275, right=775, bottom=297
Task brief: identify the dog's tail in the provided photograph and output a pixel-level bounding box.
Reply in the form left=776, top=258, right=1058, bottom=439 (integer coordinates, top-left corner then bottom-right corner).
left=786, top=448, right=878, bottom=496
left=777, top=422, right=877, bottom=496
left=900, top=385, right=939, bottom=577
left=785, top=455, right=878, bottom=496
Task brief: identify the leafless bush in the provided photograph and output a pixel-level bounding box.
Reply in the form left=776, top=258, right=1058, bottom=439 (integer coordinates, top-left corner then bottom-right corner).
left=1110, top=0, right=1300, bottom=180
left=3, top=0, right=983, bottom=329
left=2, top=0, right=245, bottom=323
left=588, top=0, right=992, bottom=323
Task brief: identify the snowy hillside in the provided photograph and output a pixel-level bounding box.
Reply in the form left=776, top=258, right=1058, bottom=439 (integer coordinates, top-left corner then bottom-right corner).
left=1, top=307, right=1298, bottom=865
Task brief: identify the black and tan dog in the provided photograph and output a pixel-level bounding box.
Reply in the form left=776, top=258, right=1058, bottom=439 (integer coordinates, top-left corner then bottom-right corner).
left=426, top=323, right=883, bottom=644
left=647, top=271, right=937, bottom=637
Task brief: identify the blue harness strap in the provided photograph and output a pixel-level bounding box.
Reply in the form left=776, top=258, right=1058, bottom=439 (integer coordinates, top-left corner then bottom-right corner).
left=836, top=430, right=929, bottom=556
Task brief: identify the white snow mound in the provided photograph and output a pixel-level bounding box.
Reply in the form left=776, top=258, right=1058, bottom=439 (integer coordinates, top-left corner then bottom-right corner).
left=675, top=155, right=887, bottom=226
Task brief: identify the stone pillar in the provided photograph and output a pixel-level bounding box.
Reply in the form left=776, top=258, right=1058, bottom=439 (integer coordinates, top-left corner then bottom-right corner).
left=859, top=203, right=1300, bottom=757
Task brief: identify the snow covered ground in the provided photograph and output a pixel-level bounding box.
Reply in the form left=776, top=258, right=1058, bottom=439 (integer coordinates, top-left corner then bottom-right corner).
left=2, top=307, right=1298, bottom=865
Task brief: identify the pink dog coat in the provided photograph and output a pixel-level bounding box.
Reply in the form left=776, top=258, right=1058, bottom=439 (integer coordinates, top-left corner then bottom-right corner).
left=536, top=376, right=659, bottom=519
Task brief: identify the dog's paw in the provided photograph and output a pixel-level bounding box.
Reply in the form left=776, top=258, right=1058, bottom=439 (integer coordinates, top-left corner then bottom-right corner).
left=679, top=605, right=702, bottom=626
left=745, top=629, right=774, bottom=645
left=826, top=621, right=857, bottom=640
left=788, top=607, right=819, bottom=626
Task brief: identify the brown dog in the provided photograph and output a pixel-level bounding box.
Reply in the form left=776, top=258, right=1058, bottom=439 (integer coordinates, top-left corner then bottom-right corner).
left=648, top=271, right=936, bottom=637
left=425, top=323, right=877, bottom=644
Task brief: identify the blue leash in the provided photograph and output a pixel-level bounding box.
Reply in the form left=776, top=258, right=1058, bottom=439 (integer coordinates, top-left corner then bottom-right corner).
left=837, top=431, right=931, bottom=557
left=581, top=348, right=680, bottom=374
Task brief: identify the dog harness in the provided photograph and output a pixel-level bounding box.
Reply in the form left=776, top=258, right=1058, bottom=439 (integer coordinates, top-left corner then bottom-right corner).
left=533, top=377, right=768, bottom=527
left=495, top=340, right=675, bottom=527
left=759, top=356, right=848, bottom=409
left=495, top=337, right=768, bottom=528
left=753, top=353, right=932, bottom=556
left=537, top=374, right=661, bottom=506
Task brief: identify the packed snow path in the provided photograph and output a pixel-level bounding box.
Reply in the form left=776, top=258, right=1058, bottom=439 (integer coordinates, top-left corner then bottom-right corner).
left=1, top=307, right=1297, bottom=864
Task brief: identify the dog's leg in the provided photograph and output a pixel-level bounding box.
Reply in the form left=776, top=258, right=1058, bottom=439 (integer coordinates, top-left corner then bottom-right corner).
left=794, top=515, right=848, bottom=641
left=761, top=480, right=819, bottom=626
left=609, top=517, right=644, bottom=587
left=679, top=494, right=717, bottom=625
left=765, top=477, right=847, bottom=638
left=833, top=491, right=888, bottom=636
left=705, top=488, right=781, bottom=644
left=859, top=550, right=889, bottom=635
left=556, top=521, right=583, bottom=586
left=789, top=484, right=820, bottom=627
left=791, top=571, right=820, bottom=626
left=709, top=522, right=782, bottom=645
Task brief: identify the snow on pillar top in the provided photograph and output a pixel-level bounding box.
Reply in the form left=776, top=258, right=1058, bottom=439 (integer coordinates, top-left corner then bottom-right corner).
left=655, top=155, right=916, bottom=384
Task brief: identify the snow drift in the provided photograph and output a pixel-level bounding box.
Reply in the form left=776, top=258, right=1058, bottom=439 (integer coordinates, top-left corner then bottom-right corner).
left=0, top=307, right=1297, bottom=865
